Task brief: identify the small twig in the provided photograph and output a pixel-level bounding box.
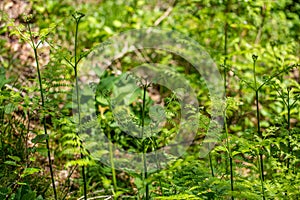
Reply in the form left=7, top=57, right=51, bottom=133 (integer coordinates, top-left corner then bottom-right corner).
left=61, top=165, right=79, bottom=200
left=134, top=48, right=151, bottom=63
left=4, top=84, right=26, bottom=97
left=255, top=4, right=266, bottom=44
left=154, top=1, right=177, bottom=26
left=77, top=195, right=112, bottom=200
left=64, top=57, right=75, bottom=68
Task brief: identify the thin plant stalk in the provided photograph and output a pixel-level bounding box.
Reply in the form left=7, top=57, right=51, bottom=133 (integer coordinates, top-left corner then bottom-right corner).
left=286, top=88, right=292, bottom=171
left=274, top=86, right=297, bottom=171
left=141, top=84, right=149, bottom=200
left=68, top=12, right=87, bottom=200
left=209, top=152, right=214, bottom=177
left=252, top=55, right=265, bottom=200
left=286, top=87, right=298, bottom=174
left=223, top=19, right=234, bottom=199
left=153, top=138, right=164, bottom=195
left=257, top=150, right=265, bottom=200
left=208, top=118, right=214, bottom=178
left=105, top=98, right=118, bottom=198
left=108, top=133, right=118, bottom=195
left=61, top=165, right=78, bottom=200
left=224, top=115, right=234, bottom=199
left=27, top=23, right=57, bottom=200
left=277, top=87, right=292, bottom=170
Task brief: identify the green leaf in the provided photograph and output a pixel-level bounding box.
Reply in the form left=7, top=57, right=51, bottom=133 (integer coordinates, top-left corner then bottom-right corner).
left=8, top=155, right=21, bottom=162
left=32, top=134, right=49, bottom=143
left=232, top=151, right=241, bottom=157
left=96, top=95, right=109, bottom=105
left=4, top=103, right=16, bottom=114
left=112, top=20, right=122, bottom=27
left=35, top=147, right=48, bottom=154
left=16, top=182, right=27, bottom=185
left=21, top=168, right=40, bottom=177
left=29, top=157, right=36, bottom=162
left=134, top=177, right=143, bottom=190
left=36, top=195, right=44, bottom=200
left=102, top=177, right=111, bottom=189
left=39, top=23, right=58, bottom=40
left=4, top=160, right=19, bottom=166
left=103, top=26, right=113, bottom=34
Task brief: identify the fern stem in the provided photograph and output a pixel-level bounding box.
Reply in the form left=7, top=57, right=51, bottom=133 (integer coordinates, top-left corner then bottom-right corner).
left=154, top=139, right=164, bottom=195
left=108, top=133, right=118, bottom=195
left=27, top=23, right=57, bottom=200
left=258, top=151, right=265, bottom=200
left=253, top=56, right=265, bottom=200
left=72, top=12, right=87, bottom=200
left=255, top=84, right=265, bottom=186
left=141, top=84, right=149, bottom=200
left=287, top=88, right=291, bottom=171
left=255, top=91, right=261, bottom=139
left=223, top=10, right=234, bottom=198
left=209, top=152, right=214, bottom=177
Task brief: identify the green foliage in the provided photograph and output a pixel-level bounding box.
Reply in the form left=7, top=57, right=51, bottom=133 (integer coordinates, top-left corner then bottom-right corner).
left=0, top=0, right=299, bottom=199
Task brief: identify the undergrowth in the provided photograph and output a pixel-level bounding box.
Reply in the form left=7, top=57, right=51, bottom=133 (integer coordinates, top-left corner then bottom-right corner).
left=0, top=0, right=299, bottom=199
